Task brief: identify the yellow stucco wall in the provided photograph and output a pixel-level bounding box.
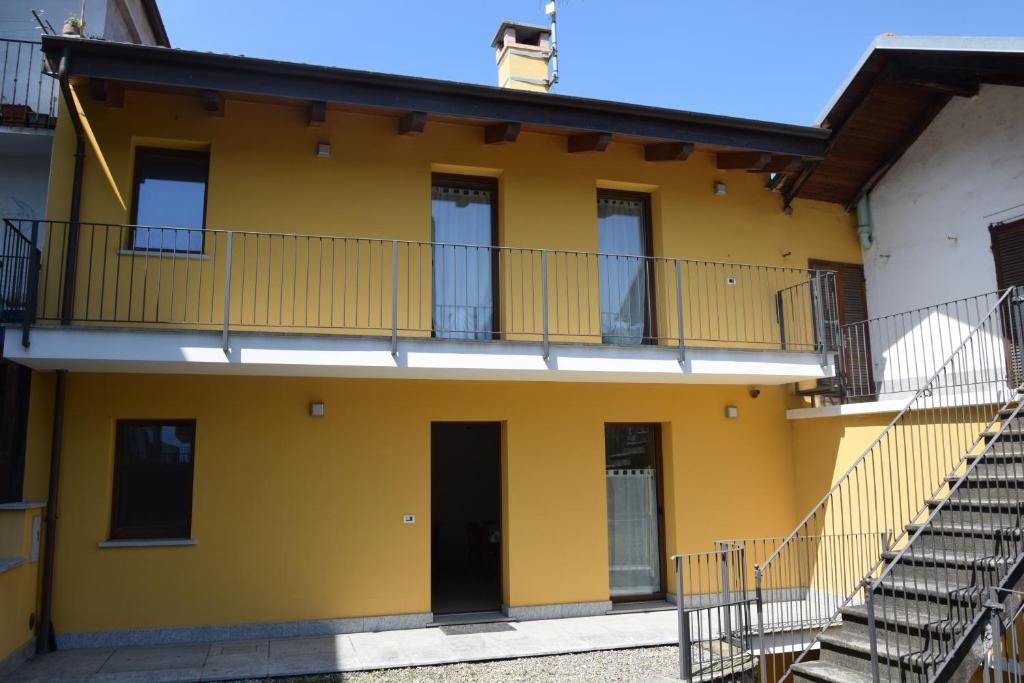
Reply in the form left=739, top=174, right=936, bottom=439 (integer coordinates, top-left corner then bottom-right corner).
left=0, top=507, right=42, bottom=663
left=49, top=373, right=800, bottom=635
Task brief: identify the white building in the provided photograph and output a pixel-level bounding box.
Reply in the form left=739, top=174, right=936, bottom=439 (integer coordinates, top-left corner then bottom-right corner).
left=0, top=0, right=169, bottom=221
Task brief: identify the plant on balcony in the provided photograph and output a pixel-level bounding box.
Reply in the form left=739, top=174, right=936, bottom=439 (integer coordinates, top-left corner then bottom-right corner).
left=62, top=16, right=83, bottom=36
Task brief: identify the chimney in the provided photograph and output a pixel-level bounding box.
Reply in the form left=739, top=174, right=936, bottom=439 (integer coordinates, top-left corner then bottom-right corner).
left=491, top=21, right=553, bottom=92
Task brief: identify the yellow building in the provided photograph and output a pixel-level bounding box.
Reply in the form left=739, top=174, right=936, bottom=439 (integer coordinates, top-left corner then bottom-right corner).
left=1, top=23, right=1020, bottom=683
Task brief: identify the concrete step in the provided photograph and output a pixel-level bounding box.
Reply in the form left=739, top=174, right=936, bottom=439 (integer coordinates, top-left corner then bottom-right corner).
left=929, top=501, right=1023, bottom=527
left=874, top=574, right=985, bottom=606
left=985, top=441, right=1024, bottom=456
left=966, top=458, right=1024, bottom=478
left=906, top=521, right=1023, bottom=555
left=883, top=547, right=1010, bottom=586
left=841, top=600, right=963, bottom=640
left=983, top=425, right=1024, bottom=442
left=818, top=628, right=938, bottom=676
left=931, top=493, right=1024, bottom=515
left=947, top=473, right=1024, bottom=489
left=791, top=660, right=874, bottom=683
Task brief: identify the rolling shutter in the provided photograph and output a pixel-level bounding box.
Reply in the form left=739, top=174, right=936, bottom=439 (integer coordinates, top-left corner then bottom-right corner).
left=991, top=220, right=1024, bottom=386
left=809, top=260, right=872, bottom=398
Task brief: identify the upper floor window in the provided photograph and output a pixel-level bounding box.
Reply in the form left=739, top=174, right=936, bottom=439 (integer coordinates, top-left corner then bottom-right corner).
left=597, top=190, right=654, bottom=345
left=111, top=419, right=196, bottom=540
left=130, top=148, right=209, bottom=253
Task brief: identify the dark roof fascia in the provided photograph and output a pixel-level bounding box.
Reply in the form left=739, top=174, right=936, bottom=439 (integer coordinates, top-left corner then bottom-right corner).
left=42, top=36, right=829, bottom=158
left=139, top=0, right=170, bottom=48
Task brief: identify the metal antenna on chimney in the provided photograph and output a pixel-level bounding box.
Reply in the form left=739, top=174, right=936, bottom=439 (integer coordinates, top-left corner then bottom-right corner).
left=545, top=1, right=559, bottom=86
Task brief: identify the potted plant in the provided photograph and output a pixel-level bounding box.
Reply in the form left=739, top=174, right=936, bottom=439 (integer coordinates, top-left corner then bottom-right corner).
left=62, top=16, right=83, bottom=36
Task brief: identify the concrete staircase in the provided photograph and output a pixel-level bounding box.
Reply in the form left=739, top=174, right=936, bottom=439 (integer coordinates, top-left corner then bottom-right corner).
left=791, top=402, right=1024, bottom=683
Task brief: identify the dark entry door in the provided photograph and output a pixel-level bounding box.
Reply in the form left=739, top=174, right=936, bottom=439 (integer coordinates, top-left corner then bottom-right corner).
left=991, top=220, right=1024, bottom=387
left=431, top=422, right=502, bottom=615
left=809, top=259, right=872, bottom=398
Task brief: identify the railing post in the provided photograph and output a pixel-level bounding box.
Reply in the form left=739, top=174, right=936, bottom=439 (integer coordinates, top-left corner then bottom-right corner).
left=986, top=587, right=1004, bottom=683
left=813, top=271, right=828, bottom=367
left=675, top=259, right=686, bottom=363
left=59, top=220, right=80, bottom=326
left=719, top=543, right=733, bottom=641
left=864, top=578, right=881, bottom=683
left=391, top=240, right=399, bottom=358
left=21, top=221, right=40, bottom=349
left=541, top=250, right=550, bottom=361
left=222, top=231, right=233, bottom=354
left=755, top=567, right=767, bottom=683
left=776, top=290, right=787, bottom=350
left=675, top=555, right=692, bottom=683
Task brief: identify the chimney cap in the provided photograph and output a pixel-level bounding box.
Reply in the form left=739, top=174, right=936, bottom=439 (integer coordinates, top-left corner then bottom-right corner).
left=490, top=20, right=550, bottom=49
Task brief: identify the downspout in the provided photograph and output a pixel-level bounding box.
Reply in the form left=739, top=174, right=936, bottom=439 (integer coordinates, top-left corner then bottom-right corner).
left=856, top=194, right=874, bottom=250
left=36, top=370, right=67, bottom=654
left=56, top=49, right=85, bottom=325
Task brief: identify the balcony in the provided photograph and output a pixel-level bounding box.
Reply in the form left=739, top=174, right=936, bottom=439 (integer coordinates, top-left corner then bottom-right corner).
left=0, top=39, right=57, bottom=129
left=0, top=220, right=839, bottom=383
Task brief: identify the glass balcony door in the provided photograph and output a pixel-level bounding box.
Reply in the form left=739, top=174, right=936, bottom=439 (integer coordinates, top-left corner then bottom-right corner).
left=605, top=423, right=664, bottom=600
left=598, top=191, right=654, bottom=345
left=432, top=175, right=498, bottom=340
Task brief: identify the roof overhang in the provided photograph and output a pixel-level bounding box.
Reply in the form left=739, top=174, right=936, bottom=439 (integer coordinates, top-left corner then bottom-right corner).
left=780, top=36, right=1024, bottom=210
left=41, top=35, right=829, bottom=159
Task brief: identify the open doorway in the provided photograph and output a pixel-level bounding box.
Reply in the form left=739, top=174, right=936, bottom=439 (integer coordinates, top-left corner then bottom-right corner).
left=431, top=422, right=502, bottom=616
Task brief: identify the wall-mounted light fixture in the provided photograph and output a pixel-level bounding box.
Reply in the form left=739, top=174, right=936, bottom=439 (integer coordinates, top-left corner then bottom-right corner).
left=724, top=405, right=738, bottom=419
left=713, top=181, right=728, bottom=196
left=316, top=142, right=331, bottom=158
left=310, top=401, right=325, bottom=417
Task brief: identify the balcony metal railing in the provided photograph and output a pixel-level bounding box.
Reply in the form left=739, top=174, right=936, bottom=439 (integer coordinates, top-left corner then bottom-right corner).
left=838, top=290, right=1014, bottom=400
left=1, top=219, right=839, bottom=357
left=0, top=39, right=57, bottom=128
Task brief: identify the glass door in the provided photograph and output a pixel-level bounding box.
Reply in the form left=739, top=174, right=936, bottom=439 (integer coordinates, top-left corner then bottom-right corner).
left=605, top=423, right=664, bottom=600
left=598, top=191, right=654, bottom=345
left=432, top=174, right=498, bottom=340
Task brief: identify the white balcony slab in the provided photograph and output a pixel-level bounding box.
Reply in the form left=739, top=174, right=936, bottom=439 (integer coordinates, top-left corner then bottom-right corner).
left=4, top=325, right=835, bottom=384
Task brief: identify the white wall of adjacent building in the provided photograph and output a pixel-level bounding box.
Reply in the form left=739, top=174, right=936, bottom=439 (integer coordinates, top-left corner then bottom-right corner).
left=858, top=84, right=1024, bottom=396
left=865, top=85, right=1024, bottom=317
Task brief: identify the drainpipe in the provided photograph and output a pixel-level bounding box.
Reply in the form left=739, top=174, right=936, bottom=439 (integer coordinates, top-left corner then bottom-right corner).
left=856, top=194, right=874, bottom=250
left=56, top=49, right=85, bottom=325
left=36, top=370, right=67, bottom=654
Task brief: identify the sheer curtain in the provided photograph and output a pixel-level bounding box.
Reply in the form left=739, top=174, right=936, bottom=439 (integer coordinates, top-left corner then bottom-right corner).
left=606, top=468, right=661, bottom=597
left=432, top=185, right=495, bottom=340
left=598, top=196, right=650, bottom=345
left=605, top=424, right=662, bottom=598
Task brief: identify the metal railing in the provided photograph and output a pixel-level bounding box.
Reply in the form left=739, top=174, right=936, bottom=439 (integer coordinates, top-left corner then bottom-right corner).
left=673, top=544, right=756, bottom=683
left=0, top=39, right=57, bottom=128
left=756, top=286, right=1024, bottom=683
left=839, top=291, right=1008, bottom=401
left=863, top=399, right=1024, bottom=683
left=4, top=219, right=839, bottom=356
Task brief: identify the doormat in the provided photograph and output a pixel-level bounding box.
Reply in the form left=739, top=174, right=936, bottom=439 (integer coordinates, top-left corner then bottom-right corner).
left=440, top=622, right=517, bottom=636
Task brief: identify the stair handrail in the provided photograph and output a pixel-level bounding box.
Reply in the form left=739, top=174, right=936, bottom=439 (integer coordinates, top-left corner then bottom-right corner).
left=755, top=286, right=1020, bottom=683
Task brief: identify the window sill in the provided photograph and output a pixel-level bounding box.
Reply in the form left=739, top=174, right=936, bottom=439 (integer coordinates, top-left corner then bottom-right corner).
left=0, top=558, right=26, bottom=574
left=117, top=249, right=208, bottom=260
left=98, top=538, right=196, bottom=549
left=0, top=501, right=45, bottom=510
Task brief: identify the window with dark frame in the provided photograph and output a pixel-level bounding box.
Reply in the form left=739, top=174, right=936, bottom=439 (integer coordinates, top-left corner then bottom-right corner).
left=111, top=420, right=196, bottom=540
left=130, top=148, right=209, bottom=253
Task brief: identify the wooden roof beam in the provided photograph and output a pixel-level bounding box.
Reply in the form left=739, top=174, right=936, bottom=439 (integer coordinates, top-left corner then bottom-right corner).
left=568, top=132, right=611, bottom=153
left=199, top=89, right=223, bottom=116
left=484, top=122, right=520, bottom=144
left=399, top=111, right=427, bottom=135
left=644, top=142, right=694, bottom=162
left=308, top=100, right=326, bottom=127
left=88, top=78, right=123, bottom=107
left=717, top=151, right=772, bottom=171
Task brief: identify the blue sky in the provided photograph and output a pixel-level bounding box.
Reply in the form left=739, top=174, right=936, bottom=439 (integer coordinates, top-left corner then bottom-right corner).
left=160, top=1, right=1024, bottom=125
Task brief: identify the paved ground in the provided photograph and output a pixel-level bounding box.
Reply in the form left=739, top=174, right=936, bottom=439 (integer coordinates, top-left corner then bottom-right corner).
left=236, top=647, right=680, bottom=682
left=3, top=610, right=683, bottom=683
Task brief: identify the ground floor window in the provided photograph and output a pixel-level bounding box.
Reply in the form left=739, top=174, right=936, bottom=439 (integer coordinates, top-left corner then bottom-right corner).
left=605, top=423, right=664, bottom=600
left=111, top=419, right=196, bottom=540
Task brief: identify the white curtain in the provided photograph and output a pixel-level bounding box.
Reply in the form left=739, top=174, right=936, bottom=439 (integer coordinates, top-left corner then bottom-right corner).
left=598, top=197, right=649, bottom=345
left=432, top=186, right=494, bottom=340
left=606, top=467, right=661, bottom=597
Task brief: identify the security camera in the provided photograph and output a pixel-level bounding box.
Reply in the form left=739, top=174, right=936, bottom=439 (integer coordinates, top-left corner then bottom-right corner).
left=749, top=387, right=761, bottom=399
